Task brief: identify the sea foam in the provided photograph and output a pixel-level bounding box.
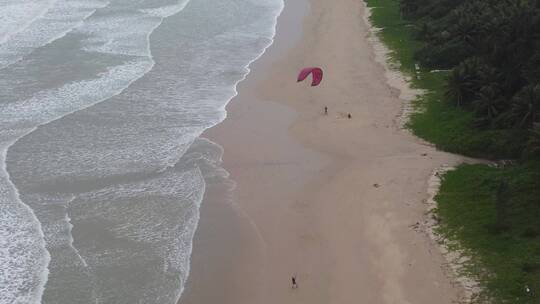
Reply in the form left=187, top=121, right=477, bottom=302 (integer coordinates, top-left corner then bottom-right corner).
left=0, top=0, right=196, bottom=301
left=0, top=0, right=285, bottom=302
left=0, top=0, right=109, bottom=69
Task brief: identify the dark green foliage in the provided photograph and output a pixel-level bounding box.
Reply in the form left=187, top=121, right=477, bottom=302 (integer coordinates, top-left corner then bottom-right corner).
left=526, top=123, right=540, bottom=157
left=510, top=85, right=540, bottom=129
left=366, top=0, right=540, bottom=159
left=402, top=0, right=540, bottom=158
left=445, top=57, right=497, bottom=108
left=365, top=0, right=540, bottom=302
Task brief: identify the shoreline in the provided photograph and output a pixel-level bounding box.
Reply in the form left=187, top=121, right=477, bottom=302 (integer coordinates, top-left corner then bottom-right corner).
left=179, top=1, right=310, bottom=303
left=182, top=0, right=469, bottom=303
left=424, top=166, right=482, bottom=302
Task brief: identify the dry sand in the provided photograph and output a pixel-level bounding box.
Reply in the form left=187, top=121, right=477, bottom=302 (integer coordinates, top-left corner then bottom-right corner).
left=181, top=0, right=470, bottom=303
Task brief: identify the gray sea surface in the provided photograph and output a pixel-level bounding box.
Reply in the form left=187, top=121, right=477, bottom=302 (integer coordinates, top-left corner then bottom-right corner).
left=0, top=0, right=283, bottom=303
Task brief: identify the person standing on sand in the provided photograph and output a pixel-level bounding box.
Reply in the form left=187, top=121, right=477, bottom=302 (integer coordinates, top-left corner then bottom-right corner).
left=324, top=106, right=328, bottom=115
left=291, top=276, right=298, bottom=289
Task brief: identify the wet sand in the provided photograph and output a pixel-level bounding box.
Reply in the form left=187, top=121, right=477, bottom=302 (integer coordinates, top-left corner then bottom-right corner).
left=181, top=0, right=468, bottom=303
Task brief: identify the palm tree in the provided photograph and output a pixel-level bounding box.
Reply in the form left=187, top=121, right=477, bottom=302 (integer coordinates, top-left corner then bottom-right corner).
left=445, top=58, right=485, bottom=107
left=453, top=12, right=479, bottom=46
left=450, top=2, right=492, bottom=47
left=510, top=84, right=540, bottom=129
left=526, top=123, right=540, bottom=157
left=473, top=83, right=505, bottom=124
left=400, top=0, right=420, bottom=17
left=524, top=53, right=540, bottom=84
left=445, top=67, right=469, bottom=107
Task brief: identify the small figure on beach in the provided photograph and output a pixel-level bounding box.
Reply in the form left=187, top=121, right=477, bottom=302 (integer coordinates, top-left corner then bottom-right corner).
left=324, top=106, right=328, bottom=115
left=291, top=276, right=298, bottom=289
left=348, top=113, right=352, bottom=119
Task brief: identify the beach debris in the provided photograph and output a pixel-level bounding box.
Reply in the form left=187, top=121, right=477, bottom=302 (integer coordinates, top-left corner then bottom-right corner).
left=373, top=183, right=380, bottom=188
left=431, top=213, right=441, bottom=225
left=409, top=222, right=421, bottom=231
left=297, top=67, right=323, bottom=86
left=414, top=63, right=421, bottom=80
left=421, top=153, right=428, bottom=156
left=489, top=159, right=516, bottom=168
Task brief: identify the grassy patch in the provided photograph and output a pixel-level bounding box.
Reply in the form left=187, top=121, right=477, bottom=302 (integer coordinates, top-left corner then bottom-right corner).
left=436, top=163, right=540, bottom=303
left=365, top=0, right=419, bottom=76
left=364, top=0, right=527, bottom=159
left=409, top=89, right=528, bottom=159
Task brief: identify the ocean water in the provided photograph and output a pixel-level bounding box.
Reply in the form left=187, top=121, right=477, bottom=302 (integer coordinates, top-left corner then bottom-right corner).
left=0, top=0, right=283, bottom=303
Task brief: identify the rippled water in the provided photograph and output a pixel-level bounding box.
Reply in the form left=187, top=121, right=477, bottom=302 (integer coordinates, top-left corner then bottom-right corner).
left=0, top=0, right=283, bottom=302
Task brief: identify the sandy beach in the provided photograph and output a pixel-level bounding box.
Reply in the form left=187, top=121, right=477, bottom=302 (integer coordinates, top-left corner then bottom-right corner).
left=181, top=0, right=468, bottom=303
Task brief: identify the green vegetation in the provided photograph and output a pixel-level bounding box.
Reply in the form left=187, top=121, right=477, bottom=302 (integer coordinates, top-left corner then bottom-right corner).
left=364, top=0, right=540, bottom=302
left=365, top=0, right=537, bottom=159
left=436, top=163, right=540, bottom=303
left=402, top=0, right=540, bottom=159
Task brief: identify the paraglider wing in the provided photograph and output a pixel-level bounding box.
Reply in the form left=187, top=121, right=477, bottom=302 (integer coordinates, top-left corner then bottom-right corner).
left=297, top=67, right=323, bottom=86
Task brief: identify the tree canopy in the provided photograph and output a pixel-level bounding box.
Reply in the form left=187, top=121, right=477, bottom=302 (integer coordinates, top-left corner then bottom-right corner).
left=402, top=0, right=540, bottom=156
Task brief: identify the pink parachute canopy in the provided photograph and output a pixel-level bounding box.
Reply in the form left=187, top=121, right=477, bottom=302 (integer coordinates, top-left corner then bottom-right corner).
left=297, top=67, right=323, bottom=86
